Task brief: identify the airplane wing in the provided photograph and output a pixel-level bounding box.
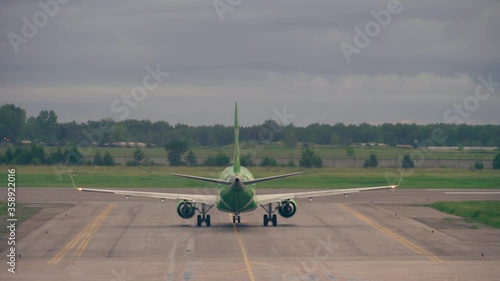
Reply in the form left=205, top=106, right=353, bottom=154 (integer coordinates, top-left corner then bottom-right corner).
left=255, top=172, right=403, bottom=204
left=77, top=187, right=218, bottom=205
left=70, top=173, right=217, bottom=205
left=255, top=184, right=398, bottom=205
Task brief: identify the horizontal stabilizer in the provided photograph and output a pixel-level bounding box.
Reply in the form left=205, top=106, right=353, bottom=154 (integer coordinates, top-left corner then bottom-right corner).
left=171, top=173, right=231, bottom=185
left=244, top=171, right=303, bottom=185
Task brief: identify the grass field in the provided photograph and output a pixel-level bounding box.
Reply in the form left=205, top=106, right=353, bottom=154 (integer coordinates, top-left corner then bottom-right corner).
left=0, top=201, right=38, bottom=237
left=432, top=201, right=500, bottom=228
left=1, top=143, right=497, bottom=160
left=0, top=165, right=499, bottom=189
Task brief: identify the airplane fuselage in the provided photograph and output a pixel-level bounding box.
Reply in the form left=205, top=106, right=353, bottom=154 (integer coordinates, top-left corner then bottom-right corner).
left=216, top=166, right=258, bottom=214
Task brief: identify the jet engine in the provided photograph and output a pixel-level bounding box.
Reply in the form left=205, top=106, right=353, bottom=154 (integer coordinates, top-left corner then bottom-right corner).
left=176, top=200, right=196, bottom=219
left=278, top=199, right=297, bottom=218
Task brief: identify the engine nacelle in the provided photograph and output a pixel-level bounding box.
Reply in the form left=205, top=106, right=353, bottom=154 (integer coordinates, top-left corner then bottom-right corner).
left=176, top=200, right=196, bottom=219
left=278, top=199, right=297, bottom=218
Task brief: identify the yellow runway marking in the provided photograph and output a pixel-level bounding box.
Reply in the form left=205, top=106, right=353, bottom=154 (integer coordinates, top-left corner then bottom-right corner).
left=229, top=214, right=256, bottom=281
left=73, top=205, right=111, bottom=257
left=48, top=204, right=114, bottom=264
left=341, top=204, right=441, bottom=262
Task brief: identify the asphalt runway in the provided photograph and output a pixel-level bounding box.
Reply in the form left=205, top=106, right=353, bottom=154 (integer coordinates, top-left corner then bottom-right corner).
left=1, top=188, right=500, bottom=281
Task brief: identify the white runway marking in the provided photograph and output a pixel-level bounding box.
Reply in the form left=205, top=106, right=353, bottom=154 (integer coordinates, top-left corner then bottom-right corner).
left=445, top=192, right=500, bottom=195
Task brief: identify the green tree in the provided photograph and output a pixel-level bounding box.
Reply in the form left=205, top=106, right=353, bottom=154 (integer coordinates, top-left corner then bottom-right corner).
left=346, top=145, right=356, bottom=157
left=93, top=150, right=103, bottom=165
left=66, top=146, right=83, bottom=165
left=240, top=153, right=254, bottom=167
left=1, top=146, right=14, bottom=164
left=402, top=154, right=415, bottom=169
left=474, top=160, right=484, bottom=170
left=49, top=147, right=66, bottom=164
left=133, top=147, right=145, bottom=162
left=329, top=133, right=340, bottom=145
left=29, top=144, right=48, bottom=164
left=363, top=153, right=379, bottom=168
left=186, top=149, right=197, bottom=166
left=259, top=156, right=278, bottom=167
left=165, top=140, right=188, bottom=166
left=0, top=104, right=26, bottom=143
left=493, top=153, right=500, bottom=170
left=36, top=110, right=58, bottom=144
left=24, top=117, right=41, bottom=143
left=102, top=151, right=116, bottom=166
left=282, top=126, right=298, bottom=148
left=126, top=147, right=146, bottom=166
left=203, top=152, right=230, bottom=166
left=299, top=148, right=322, bottom=168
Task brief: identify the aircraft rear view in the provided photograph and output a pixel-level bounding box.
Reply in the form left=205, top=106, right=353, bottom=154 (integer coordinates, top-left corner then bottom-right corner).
left=170, top=102, right=303, bottom=225
left=75, top=102, right=399, bottom=227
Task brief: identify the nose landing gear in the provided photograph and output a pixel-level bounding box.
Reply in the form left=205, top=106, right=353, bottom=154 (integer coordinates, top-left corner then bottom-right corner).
left=232, top=215, right=241, bottom=224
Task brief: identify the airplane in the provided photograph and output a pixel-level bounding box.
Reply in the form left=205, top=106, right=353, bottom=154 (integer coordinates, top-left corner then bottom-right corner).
left=73, top=103, right=400, bottom=227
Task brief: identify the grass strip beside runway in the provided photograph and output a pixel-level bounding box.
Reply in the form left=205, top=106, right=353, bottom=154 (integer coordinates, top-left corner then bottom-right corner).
left=1, top=166, right=499, bottom=189
left=0, top=201, right=38, bottom=238
left=432, top=201, right=500, bottom=228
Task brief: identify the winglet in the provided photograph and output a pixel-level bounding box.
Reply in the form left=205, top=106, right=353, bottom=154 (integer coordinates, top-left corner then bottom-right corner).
left=69, top=171, right=82, bottom=191
left=392, top=170, right=404, bottom=189
left=233, top=102, right=241, bottom=174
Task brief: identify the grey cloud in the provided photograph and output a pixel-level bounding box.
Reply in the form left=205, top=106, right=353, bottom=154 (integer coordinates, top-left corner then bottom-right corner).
left=1, top=0, right=499, bottom=125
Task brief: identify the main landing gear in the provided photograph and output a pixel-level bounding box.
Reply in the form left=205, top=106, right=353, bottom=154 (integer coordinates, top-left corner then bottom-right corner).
left=196, top=203, right=213, bottom=227
left=232, top=215, right=241, bottom=224
left=261, top=203, right=278, bottom=227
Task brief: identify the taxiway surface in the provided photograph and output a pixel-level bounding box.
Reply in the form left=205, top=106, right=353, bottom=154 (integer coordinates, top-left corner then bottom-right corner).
left=1, top=188, right=500, bottom=281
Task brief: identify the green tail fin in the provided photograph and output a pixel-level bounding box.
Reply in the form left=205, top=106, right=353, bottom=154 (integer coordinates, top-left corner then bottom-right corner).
left=233, top=102, right=241, bottom=174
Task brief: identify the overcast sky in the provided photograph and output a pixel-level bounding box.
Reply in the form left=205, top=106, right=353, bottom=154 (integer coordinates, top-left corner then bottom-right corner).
left=1, top=0, right=499, bottom=126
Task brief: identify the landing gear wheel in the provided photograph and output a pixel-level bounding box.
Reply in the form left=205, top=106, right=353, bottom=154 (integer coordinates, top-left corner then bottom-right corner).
left=232, top=215, right=241, bottom=224
left=261, top=202, right=276, bottom=227
left=271, top=214, right=277, bottom=227
left=197, top=215, right=202, bottom=227
left=196, top=203, right=213, bottom=227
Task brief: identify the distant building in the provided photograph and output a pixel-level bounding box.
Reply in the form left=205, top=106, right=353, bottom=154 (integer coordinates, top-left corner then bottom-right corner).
left=396, top=144, right=413, bottom=149
left=427, top=146, right=497, bottom=151
left=20, top=140, right=32, bottom=146
left=463, top=146, right=497, bottom=151
left=112, top=142, right=146, bottom=148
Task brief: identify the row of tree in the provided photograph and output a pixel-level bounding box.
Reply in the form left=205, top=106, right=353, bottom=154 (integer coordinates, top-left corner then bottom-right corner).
left=362, top=153, right=416, bottom=169
left=2, top=104, right=500, bottom=147
left=164, top=140, right=322, bottom=168
left=0, top=144, right=83, bottom=165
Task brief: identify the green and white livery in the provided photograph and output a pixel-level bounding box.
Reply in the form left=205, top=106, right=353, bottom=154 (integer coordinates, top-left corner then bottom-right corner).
left=76, top=103, right=399, bottom=227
